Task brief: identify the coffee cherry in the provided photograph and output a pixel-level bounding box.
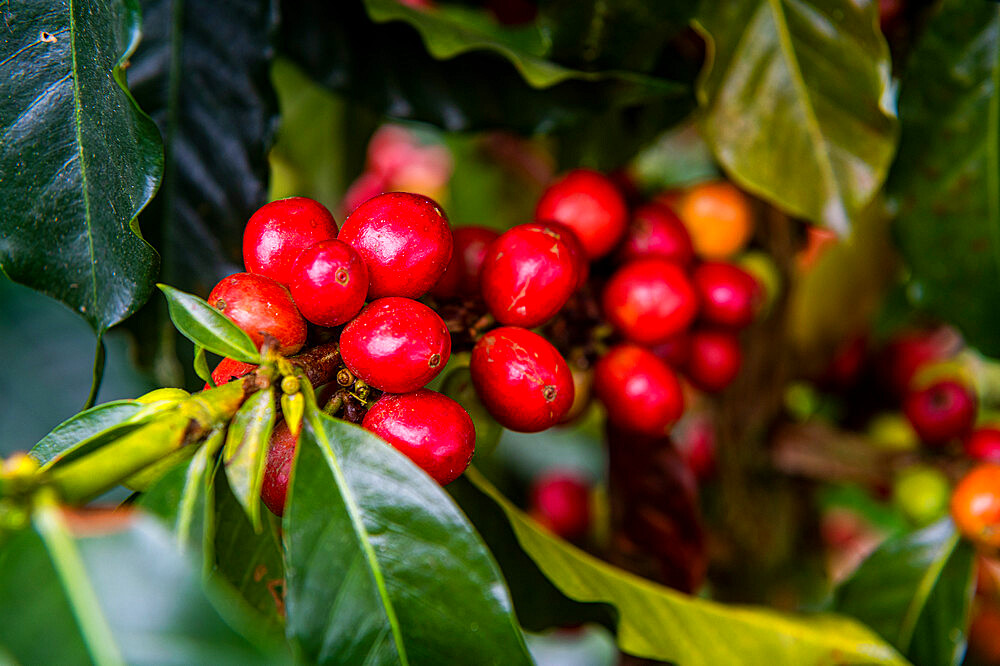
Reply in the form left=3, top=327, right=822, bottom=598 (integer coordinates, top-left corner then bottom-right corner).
left=243, top=197, right=339, bottom=287
left=430, top=226, right=500, bottom=301
left=674, top=413, right=717, bottom=481
left=966, top=426, right=1000, bottom=463
left=363, top=389, right=475, bottom=485
left=208, top=272, right=307, bottom=355
left=289, top=239, right=369, bottom=327
left=677, top=182, right=753, bottom=260
left=262, top=420, right=298, bottom=517
left=538, top=220, right=589, bottom=289
left=951, top=463, right=1000, bottom=548
left=529, top=472, right=591, bottom=540
left=206, top=357, right=257, bottom=389
left=602, top=258, right=698, bottom=345
left=535, top=169, right=628, bottom=259
left=471, top=326, right=574, bottom=432
left=685, top=329, right=742, bottom=392
left=340, top=297, right=451, bottom=393
left=480, top=223, right=579, bottom=328
left=339, top=192, right=453, bottom=299
left=594, top=345, right=684, bottom=436
left=692, top=262, right=761, bottom=329
left=892, top=464, right=950, bottom=526
left=903, top=379, right=977, bottom=446
left=619, top=203, right=694, bottom=267
left=881, top=327, right=962, bottom=394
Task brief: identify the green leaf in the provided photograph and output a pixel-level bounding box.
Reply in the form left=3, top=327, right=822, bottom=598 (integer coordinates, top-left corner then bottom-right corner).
left=888, top=0, right=1000, bottom=356
left=0, top=504, right=282, bottom=664
left=465, top=469, right=906, bottom=665
left=223, top=388, right=276, bottom=532
left=0, top=0, right=161, bottom=333
left=194, top=346, right=213, bottom=386
left=125, top=0, right=278, bottom=382
left=30, top=401, right=142, bottom=469
left=835, top=520, right=976, bottom=665
left=158, top=284, right=258, bottom=363
left=284, top=406, right=531, bottom=665
left=694, top=0, right=898, bottom=232
left=279, top=2, right=691, bottom=134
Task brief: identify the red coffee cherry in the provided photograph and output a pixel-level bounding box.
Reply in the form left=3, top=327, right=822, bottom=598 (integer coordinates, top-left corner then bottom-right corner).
left=429, top=226, right=500, bottom=301
left=340, top=297, right=451, bottom=393
left=535, top=169, right=628, bottom=259
left=537, top=220, right=589, bottom=289
left=951, top=463, right=1000, bottom=548
left=289, top=239, right=369, bottom=327
left=362, top=389, right=475, bottom=485
left=339, top=192, right=453, bottom=299
left=208, top=272, right=307, bottom=355
left=243, top=197, right=339, bottom=287
left=529, top=472, right=591, bottom=540
left=966, top=426, right=1000, bottom=463
left=480, top=223, right=579, bottom=328
left=692, top=261, right=761, bottom=329
left=594, top=344, right=684, bottom=436
left=205, top=357, right=257, bottom=389
left=619, top=203, right=694, bottom=267
left=685, top=328, right=742, bottom=392
left=262, top=420, right=298, bottom=517
left=881, top=327, right=962, bottom=394
left=602, top=258, right=699, bottom=345
left=903, top=379, right=977, bottom=446
left=470, top=326, right=574, bottom=433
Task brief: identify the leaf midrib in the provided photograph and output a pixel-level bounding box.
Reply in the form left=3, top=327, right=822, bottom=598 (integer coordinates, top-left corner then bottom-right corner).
left=895, top=531, right=959, bottom=652
left=68, top=0, right=99, bottom=316
left=308, top=410, right=409, bottom=665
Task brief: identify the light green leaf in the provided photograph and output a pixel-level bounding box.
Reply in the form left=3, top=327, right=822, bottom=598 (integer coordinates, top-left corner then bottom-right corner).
left=158, top=284, right=258, bottom=363
left=223, top=388, right=276, bottom=531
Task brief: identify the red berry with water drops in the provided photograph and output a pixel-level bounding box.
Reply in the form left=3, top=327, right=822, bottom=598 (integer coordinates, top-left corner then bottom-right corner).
left=481, top=223, right=579, bottom=328
left=535, top=169, right=628, bottom=259
left=339, top=192, right=453, bottom=299
left=693, top=261, right=761, bottom=329
left=243, top=197, right=339, bottom=287
left=594, top=344, right=684, bottom=436
left=965, top=426, right=1000, bottom=463
left=262, top=420, right=298, bottom=517
left=340, top=297, right=451, bottom=393
left=205, top=357, right=257, bottom=390
left=602, top=258, right=698, bottom=345
left=619, top=203, right=694, bottom=267
left=471, top=326, right=574, bottom=433
left=685, top=329, right=742, bottom=392
left=363, top=389, right=475, bottom=485
left=903, top=379, right=977, bottom=446
left=530, top=472, right=591, bottom=540
left=430, top=226, right=500, bottom=301
left=289, top=239, right=369, bottom=327
left=208, top=272, right=307, bottom=355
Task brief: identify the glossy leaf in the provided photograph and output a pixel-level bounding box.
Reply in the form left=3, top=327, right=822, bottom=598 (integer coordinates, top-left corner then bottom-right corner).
left=126, top=0, right=278, bottom=379
left=30, top=401, right=142, bottom=469
left=835, top=520, right=976, bottom=666
left=465, top=469, right=906, bottom=665
left=223, top=388, right=276, bottom=531
left=889, top=0, right=1000, bottom=355
left=694, top=0, right=898, bottom=232
left=0, top=0, right=161, bottom=332
left=0, top=506, right=281, bottom=664
left=194, top=346, right=213, bottom=386
left=279, top=1, right=690, bottom=134
left=284, top=406, right=531, bottom=665
left=158, top=284, right=258, bottom=363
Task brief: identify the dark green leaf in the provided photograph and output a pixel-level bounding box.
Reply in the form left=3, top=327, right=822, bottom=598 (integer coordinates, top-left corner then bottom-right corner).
left=694, top=0, right=898, bottom=232
left=465, top=469, right=906, bottom=664
left=30, top=401, right=143, bottom=469
left=835, top=520, right=976, bottom=665
left=284, top=407, right=531, bottom=665
left=0, top=505, right=282, bottom=664
left=0, top=0, right=161, bottom=332
left=889, top=0, right=1000, bottom=355
left=158, top=284, right=258, bottom=363
left=212, top=472, right=286, bottom=626
left=223, top=388, right=276, bottom=531
left=279, top=1, right=690, bottom=134
left=125, top=0, right=278, bottom=381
